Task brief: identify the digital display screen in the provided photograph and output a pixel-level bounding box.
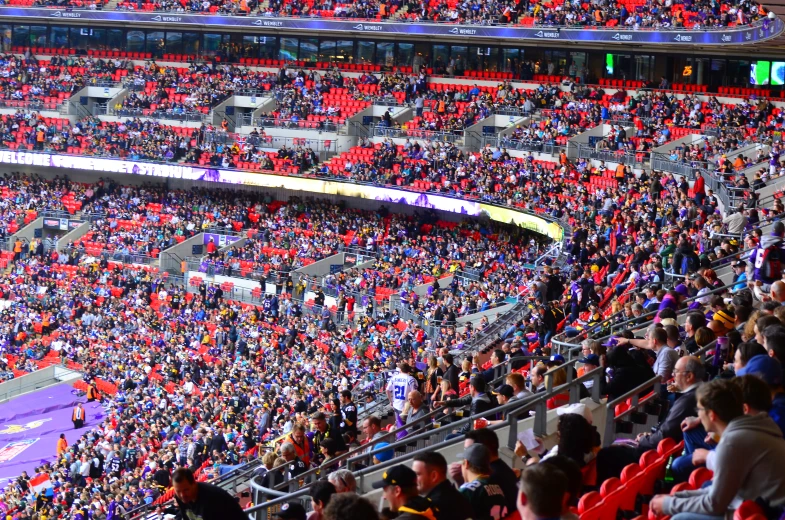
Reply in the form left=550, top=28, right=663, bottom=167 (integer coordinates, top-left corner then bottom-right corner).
left=773, top=62, right=785, bottom=86
left=0, top=150, right=564, bottom=241
left=751, top=60, right=771, bottom=85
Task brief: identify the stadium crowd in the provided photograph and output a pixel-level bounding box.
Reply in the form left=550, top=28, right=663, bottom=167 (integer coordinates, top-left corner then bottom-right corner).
left=104, top=0, right=768, bottom=32
left=0, top=171, right=556, bottom=519
left=1, top=31, right=785, bottom=520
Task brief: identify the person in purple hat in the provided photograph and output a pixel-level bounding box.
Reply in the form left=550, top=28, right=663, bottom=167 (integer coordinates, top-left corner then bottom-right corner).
left=654, top=287, right=683, bottom=322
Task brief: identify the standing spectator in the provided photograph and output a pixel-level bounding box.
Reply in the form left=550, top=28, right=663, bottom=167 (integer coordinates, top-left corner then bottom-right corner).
left=386, top=363, right=420, bottom=421
left=339, top=390, right=358, bottom=436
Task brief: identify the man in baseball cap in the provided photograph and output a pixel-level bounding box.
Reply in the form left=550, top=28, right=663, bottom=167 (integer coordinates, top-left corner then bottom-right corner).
left=456, top=444, right=508, bottom=519
left=273, top=502, right=306, bottom=520
left=731, top=260, right=748, bottom=293
left=372, top=465, right=437, bottom=520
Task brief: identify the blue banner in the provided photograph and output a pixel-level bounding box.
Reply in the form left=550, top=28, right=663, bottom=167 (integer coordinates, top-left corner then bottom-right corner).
left=0, top=7, right=781, bottom=45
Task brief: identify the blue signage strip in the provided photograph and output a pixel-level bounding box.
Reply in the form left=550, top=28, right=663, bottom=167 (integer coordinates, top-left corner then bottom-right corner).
left=0, top=7, right=782, bottom=45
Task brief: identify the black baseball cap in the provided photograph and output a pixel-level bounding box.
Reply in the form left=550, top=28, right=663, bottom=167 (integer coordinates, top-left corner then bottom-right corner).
left=371, top=465, right=417, bottom=489
left=493, top=384, right=514, bottom=399
left=274, top=502, right=306, bottom=520
left=456, top=444, right=491, bottom=474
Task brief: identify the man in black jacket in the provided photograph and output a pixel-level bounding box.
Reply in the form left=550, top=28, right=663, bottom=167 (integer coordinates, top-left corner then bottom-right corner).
left=441, top=353, right=460, bottom=395
left=636, top=356, right=704, bottom=454
left=597, top=356, right=703, bottom=481
left=413, top=452, right=474, bottom=520
left=434, top=376, right=494, bottom=435
left=373, top=465, right=439, bottom=520
left=173, top=467, right=248, bottom=520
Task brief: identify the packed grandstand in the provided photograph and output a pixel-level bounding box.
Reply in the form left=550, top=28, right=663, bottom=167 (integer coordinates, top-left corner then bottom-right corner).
left=1, top=0, right=785, bottom=519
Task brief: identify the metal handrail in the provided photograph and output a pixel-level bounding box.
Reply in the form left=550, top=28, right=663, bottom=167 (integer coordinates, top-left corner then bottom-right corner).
left=266, top=392, right=455, bottom=493
left=128, top=453, right=270, bottom=520
left=246, top=365, right=603, bottom=518
left=348, top=357, right=583, bottom=468
left=551, top=281, right=733, bottom=354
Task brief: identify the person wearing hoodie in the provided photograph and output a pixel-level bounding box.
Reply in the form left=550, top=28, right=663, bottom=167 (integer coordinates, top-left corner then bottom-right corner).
left=373, top=465, right=437, bottom=520
left=649, top=378, right=785, bottom=519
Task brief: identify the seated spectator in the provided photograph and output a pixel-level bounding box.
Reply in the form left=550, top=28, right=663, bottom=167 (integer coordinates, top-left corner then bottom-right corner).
left=456, top=444, right=509, bottom=520
left=324, top=493, right=379, bottom=520
left=597, top=356, right=704, bottom=482
left=737, top=354, right=785, bottom=435
left=412, top=452, right=474, bottom=520
left=327, top=469, right=356, bottom=494
left=373, top=465, right=438, bottom=520
left=449, top=428, right=518, bottom=514
left=308, top=481, right=337, bottom=520
left=516, top=463, right=570, bottom=520
left=650, top=378, right=785, bottom=519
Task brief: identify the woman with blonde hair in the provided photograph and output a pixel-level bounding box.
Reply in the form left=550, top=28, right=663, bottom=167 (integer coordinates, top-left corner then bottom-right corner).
left=742, top=310, right=761, bottom=342
left=423, top=355, right=443, bottom=404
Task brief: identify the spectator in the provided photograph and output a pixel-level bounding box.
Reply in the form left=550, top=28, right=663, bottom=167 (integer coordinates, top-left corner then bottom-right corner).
left=542, top=411, right=599, bottom=473
left=603, top=346, right=656, bottom=401
left=650, top=378, right=785, bottom=519
left=449, top=428, right=518, bottom=514
left=506, top=373, right=533, bottom=401
left=479, top=349, right=507, bottom=383
left=727, top=342, right=767, bottom=375
left=405, top=391, right=427, bottom=426
left=307, top=481, right=337, bottom=520
left=327, top=469, right=357, bottom=494
left=617, top=327, right=679, bottom=381
left=373, top=465, right=438, bottom=520
left=683, top=312, right=708, bottom=354
left=387, top=363, right=420, bottom=420
left=685, top=375, right=775, bottom=481
left=737, top=354, right=785, bottom=435
left=516, top=464, right=569, bottom=520
left=456, top=444, right=509, bottom=520
left=762, top=325, right=785, bottom=364
left=434, top=376, right=493, bottom=435
left=275, top=502, right=307, bottom=520
left=172, top=468, right=247, bottom=520
left=412, top=452, right=474, bottom=520
left=323, top=493, right=379, bottom=520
